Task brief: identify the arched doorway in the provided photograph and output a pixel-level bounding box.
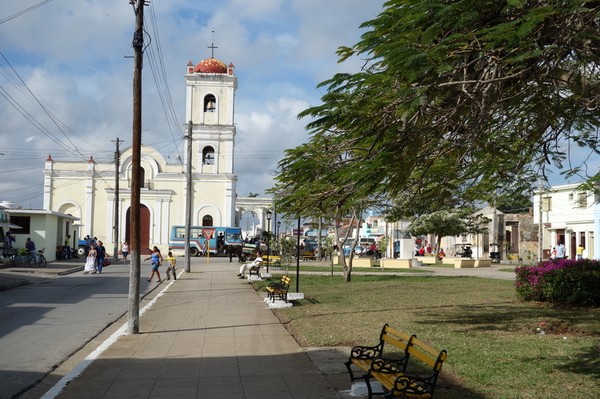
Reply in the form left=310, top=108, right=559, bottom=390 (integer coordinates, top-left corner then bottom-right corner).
left=125, top=204, right=152, bottom=255
left=202, top=215, right=214, bottom=226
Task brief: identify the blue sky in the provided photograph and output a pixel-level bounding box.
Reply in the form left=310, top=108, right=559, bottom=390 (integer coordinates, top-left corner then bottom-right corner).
left=0, top=0, right=386, bottom=208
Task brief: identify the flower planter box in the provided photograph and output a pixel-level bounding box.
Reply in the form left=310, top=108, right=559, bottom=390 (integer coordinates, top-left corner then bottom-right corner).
left=353, top=257, right=377, bottom=268
left=380, top=259, right=412, bottom=269
left=452, top=258, right=475, bottom=268
left=419, top=256, right=440, bottom=265
left=474, top=259, right=491, bottom=268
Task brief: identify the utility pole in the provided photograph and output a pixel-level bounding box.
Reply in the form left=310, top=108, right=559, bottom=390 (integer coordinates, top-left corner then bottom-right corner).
left=128, top=0, right=145, bottom=335
left=184, top=122, right=193, bottom=272
left=112, top=137, right=124, bottom=262
left=538, top=177, right=543, bottom=262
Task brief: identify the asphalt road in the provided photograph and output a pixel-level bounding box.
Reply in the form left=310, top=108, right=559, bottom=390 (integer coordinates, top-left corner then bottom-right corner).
left=0, top=261, right=160, bottom=399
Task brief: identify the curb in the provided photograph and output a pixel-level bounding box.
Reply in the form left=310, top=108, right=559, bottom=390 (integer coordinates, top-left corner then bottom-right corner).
left=0, top=278, right=32, bottom=291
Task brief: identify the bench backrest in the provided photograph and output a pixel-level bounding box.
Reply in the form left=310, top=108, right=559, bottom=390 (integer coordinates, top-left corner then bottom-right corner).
left=380, top=324, right=415, bottom=352
left=280, top=275, right=291, bottom=287
left=406, top=336, right=447, bottom=375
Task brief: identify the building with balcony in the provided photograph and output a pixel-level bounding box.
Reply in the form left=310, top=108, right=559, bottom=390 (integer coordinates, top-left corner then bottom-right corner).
left=533, top=183, right=597, bottom=260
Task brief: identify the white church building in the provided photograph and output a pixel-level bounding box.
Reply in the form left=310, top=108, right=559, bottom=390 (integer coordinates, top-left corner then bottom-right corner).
left=43, top=54, right=271, bottom=254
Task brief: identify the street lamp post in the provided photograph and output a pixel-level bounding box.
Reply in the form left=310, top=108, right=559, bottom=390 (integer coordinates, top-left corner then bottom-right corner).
left=266, top=210, right=272, bottom=273
left=276, top=220, right=281, bottom=253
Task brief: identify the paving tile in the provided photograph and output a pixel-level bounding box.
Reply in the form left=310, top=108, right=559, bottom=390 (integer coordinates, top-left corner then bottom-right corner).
left=48, top=259, right=341, bottom=399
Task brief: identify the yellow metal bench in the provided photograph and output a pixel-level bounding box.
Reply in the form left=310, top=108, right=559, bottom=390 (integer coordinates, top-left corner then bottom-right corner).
left=345, top=324, right=415, bottom=382
left=265, top=275, right=291, bottom=302
left=366, top=336, right=447, bottom=398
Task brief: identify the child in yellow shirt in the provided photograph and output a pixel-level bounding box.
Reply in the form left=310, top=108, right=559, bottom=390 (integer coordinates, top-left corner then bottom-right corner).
left=165, top=251, right=177, bottom=280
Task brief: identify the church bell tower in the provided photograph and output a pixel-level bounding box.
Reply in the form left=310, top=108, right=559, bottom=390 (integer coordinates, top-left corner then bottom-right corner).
left=184, top=50, right=238, bottom=227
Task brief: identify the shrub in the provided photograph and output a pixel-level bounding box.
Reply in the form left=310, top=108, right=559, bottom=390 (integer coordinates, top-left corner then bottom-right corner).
left=515, top=259, right=600, bottom=306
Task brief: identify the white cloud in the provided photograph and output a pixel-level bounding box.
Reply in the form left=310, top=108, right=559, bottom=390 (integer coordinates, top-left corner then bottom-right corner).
left=0, top=0, right=386, bottom=207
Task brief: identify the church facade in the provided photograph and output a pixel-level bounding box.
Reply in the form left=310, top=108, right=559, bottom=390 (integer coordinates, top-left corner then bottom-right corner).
left=42, top=55, right=251, bottom=254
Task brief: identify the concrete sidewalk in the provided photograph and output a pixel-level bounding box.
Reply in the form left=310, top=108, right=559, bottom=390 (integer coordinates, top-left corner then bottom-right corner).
left=24, top=258, right=351, bottom=399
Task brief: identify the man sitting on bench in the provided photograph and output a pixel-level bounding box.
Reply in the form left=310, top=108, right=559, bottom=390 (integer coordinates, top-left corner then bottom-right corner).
left=237, top=251, right=263, bottom=279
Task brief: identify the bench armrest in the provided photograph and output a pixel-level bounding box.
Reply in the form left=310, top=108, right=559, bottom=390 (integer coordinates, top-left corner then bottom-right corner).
left=349, top=343, right=383, bottom=360
left=370, top=356, right=408, bottom=374
left=392, top=374, right=434, bottom=395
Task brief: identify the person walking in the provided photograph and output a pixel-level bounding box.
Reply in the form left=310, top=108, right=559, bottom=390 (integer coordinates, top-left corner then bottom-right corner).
left=84, top=235, right=92, bottom=256
left=3, top=230, right=15, bottom=258
left=25, top=237, right=37, bottom=264
left=576, top=244, right=584, bottom=260
left=121, top=241, right=129, bottom=263
left=95, top=240, right=106, bottom=273
left=555, top=241, right=567, bottom=260
left=84, top=245, right=97, bottom=274
left=164, top=251, right=177, bottom=280
left=144, top=246, right=163, bottom=282
left=64, top=235, right=72, bottom=259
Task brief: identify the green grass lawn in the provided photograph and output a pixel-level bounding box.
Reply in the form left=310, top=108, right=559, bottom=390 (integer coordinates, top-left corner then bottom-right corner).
left=254, top=275, right=600, bottom=399
left=274, top=263, right=429, bottom=273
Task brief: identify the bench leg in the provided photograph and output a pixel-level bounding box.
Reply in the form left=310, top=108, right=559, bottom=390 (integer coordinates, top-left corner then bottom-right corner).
left=365, top=375, right=374, bottom=399
left=344, top=360, right=356, bottom=382
left=365, top=374, right=387, bottom=399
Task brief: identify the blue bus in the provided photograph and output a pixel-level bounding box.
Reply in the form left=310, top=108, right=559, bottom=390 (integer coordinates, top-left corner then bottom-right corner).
left=168, top=225, right=243, bottom=256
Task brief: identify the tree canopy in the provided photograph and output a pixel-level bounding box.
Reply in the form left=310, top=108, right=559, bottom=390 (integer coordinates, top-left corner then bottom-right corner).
left=407, top=210, right=468, bottom=251
left=277, top=0, right=599, bottom=218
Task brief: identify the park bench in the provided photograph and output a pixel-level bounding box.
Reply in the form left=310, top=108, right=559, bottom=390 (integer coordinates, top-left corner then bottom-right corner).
left=265, top=275, right=291, bottom=302
left=365, top=335, right=447, bottom=399
left=248, top=261, right=263, bottom=277
left=345, top=324, right=415, bottom=382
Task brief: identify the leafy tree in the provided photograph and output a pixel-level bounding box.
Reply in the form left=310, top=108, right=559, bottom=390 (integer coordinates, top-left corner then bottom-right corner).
left=495, top=191, right=533, bottom=214
left=407, top=210, right=469, bottom=256
left=298, top=0, right=600, bottom=212
left=269, top=136, right=380, bottom=281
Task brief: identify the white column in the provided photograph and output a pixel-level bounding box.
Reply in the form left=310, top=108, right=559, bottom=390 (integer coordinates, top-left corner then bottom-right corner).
left=43, top=157, right=54, bottom=210
left=154, top=198, right=163, bottom=245
left=85, top=179, right=94, bottom=237
left=106, top=196, right=115, bottom=247
left=594, top=204, right=600, bottom=260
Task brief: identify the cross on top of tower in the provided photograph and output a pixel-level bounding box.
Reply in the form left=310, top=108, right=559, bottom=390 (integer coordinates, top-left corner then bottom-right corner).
left=208, top=30, right=218, bottom=58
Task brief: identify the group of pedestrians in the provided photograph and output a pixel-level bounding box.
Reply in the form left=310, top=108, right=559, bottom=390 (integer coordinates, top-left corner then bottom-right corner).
left=144, top=246, right=177, bottom=282
left=550, top=241, right=586, bottom=260
left=551, top=241, right=567, bottom=260
left=82, top=240, right=177, bottom=282
left=83, top=239, right=106, bottom=274
left=2, top=234, right=40, bottom=264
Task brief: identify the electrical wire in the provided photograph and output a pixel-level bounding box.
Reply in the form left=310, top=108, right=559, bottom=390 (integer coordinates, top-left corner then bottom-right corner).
left=145, top=1, right=184, bottom=163
left=0, top=0, right=54, bottom=25
left=0, top=50, right=91, bottom=159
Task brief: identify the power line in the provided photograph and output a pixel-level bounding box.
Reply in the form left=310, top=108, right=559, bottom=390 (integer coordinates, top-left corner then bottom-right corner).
left=145, top=1, right=183, bottom=163
left=0, top=87, right=78, bottom=155
left=0, top=50, right=89, bottom=159
left=0, top=0, right=54, bottom=25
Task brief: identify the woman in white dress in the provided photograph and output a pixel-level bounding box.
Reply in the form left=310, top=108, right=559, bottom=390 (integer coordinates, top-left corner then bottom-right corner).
left=84, top=245, right=97, bottom=274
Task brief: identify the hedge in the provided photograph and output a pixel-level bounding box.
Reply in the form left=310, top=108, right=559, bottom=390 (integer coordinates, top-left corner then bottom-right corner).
left=515, top=259, right=600, bottom=306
